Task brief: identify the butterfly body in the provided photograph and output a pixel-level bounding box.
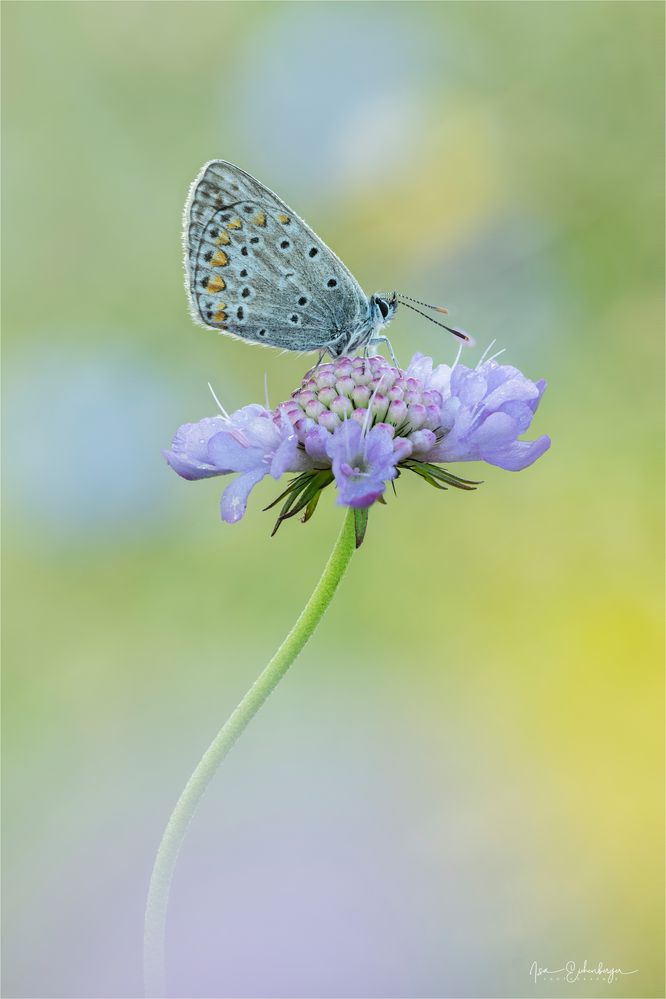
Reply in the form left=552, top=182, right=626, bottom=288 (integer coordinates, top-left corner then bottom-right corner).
left=183, top=160, right=398, bottom=358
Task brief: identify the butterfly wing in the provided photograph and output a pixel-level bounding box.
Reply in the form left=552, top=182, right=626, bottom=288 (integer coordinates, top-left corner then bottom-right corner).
left=184, top=160, right=370, bottom=353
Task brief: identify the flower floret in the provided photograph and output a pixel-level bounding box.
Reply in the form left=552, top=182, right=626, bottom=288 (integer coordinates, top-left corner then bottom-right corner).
left=326, top=420, right=398, bottom=508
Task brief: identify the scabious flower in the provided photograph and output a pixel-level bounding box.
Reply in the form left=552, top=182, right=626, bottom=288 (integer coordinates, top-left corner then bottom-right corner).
left=164, top=351, right=550, bottom=543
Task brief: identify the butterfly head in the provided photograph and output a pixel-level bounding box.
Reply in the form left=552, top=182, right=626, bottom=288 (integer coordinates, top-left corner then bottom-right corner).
left=370, top=291, right=399, bottom=327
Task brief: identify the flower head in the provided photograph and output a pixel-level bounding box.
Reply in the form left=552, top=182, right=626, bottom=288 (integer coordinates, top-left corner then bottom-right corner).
left=164, top=351, right=550, bottom=544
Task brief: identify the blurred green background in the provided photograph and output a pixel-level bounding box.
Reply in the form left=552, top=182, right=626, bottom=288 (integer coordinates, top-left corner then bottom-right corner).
left=2, top=2, right=663, bottom=997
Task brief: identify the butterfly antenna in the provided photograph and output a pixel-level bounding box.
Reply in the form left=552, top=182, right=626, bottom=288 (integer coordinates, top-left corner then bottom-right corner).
left=398, top=300, right=474, bottom=345
left=397, top=294, right=449, bottom=314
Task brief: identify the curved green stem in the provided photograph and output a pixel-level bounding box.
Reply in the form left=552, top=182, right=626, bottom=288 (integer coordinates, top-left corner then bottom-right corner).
left=144, top=509, right=357, bottom=997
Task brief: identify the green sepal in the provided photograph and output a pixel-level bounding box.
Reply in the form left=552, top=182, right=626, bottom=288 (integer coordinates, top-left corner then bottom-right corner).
left=402, top=460, right=481, bottom=491
left=407, top=465, right=448, bottom=490
left=262, top=472, right=313, bottom=512
left=268, top=470, right=334, bottom=536
left=302, top=486, right=324, bottom=523
left=353, top=508, right=369, bottom=548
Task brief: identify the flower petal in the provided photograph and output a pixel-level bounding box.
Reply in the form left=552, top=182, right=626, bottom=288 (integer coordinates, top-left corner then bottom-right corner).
left=406, top=353, right=453, bottom=397
left=483, top=435, right=551, bottom=471
left=526, top=379, right=547, bottom=414
left=162, top=448, right=220, bottom=481
left=163, top=417, right=228, bottom=479
left=207, top=431, right=264, bottom=473
left=270, top=430, right=305, bottom=477
left=229, top=404, right=278, bottom=449
left=405, top=353, right=434, bottom=382
left=498, top=400, right=538, bottom=434
left=483, top=375, right=539, bottom=410
left=472, top=412, right=520, bottom=450
left=220, top=467, right=267, bottom=523
left=325, top=418, right=363, bottom=465
left=364, top=424, right=397, bottom=466
left=450, top=366, right=487, bottom=407
left=335, top=475, right=387, bottom=508
left=304, top=425, right=331, bottom=463
left=393, top=437, right=413, bottom=462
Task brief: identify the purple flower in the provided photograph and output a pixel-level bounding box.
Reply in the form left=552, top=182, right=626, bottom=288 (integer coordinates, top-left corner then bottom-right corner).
left=164, top=350, right=550, bottom=535
left=325, top=420, right=399, bottom=508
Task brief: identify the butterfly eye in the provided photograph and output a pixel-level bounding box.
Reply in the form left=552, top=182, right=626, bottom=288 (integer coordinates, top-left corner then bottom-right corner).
left=377, top=297, right=389, bottom=319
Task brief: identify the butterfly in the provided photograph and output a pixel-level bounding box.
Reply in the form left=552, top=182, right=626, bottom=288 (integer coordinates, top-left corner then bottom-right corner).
left=183, top=160, right=471, bottom=361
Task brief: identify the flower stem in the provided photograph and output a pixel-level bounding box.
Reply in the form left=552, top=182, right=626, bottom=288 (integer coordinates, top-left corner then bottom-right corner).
left=143, top=508, right=357, bottom=997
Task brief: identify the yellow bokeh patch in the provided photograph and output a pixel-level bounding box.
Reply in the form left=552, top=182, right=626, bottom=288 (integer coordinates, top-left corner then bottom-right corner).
left=210, top=250, right=228, bottom=267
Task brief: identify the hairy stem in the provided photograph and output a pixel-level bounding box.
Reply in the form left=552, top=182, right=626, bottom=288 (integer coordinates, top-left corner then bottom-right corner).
left=144, top=508, right=357, bottom=996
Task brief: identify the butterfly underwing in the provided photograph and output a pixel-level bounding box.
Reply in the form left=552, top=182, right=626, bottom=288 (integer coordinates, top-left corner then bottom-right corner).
left=183, top=160, right=470, bottom=359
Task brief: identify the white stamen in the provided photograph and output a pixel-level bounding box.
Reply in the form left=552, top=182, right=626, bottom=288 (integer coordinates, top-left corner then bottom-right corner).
left=451, top=341, right=464, bottom=372
left=485, top=347, right=506, bottom=365
left=361, top=371, right=388, bottom=459
left=361, top=376, right=383, bottom=437
left=207, top=382, right=231, bottom=420
left=476, top=339, right=496, bottom=369
left=343, top=411, right=352, bottom=464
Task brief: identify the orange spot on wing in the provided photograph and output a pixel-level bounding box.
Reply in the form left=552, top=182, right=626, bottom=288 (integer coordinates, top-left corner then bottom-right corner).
left=277, top=213, right=290, bottom=224
left=207, top=275, right=226, bottom=293
left=210, top=250, right=228, bottom=267
left=216, top=231, right=231, bottom=245
left=226, top=218, right=242, bottom=229
left=253, top=211, right=266, bottom=227
left=213, top=310, right=227, bottom=324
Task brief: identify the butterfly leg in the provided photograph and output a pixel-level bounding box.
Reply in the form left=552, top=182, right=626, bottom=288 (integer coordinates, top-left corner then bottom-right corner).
left=304, top=350, right=327, bottom=379
left=366, top=335, right=399, bottom=367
